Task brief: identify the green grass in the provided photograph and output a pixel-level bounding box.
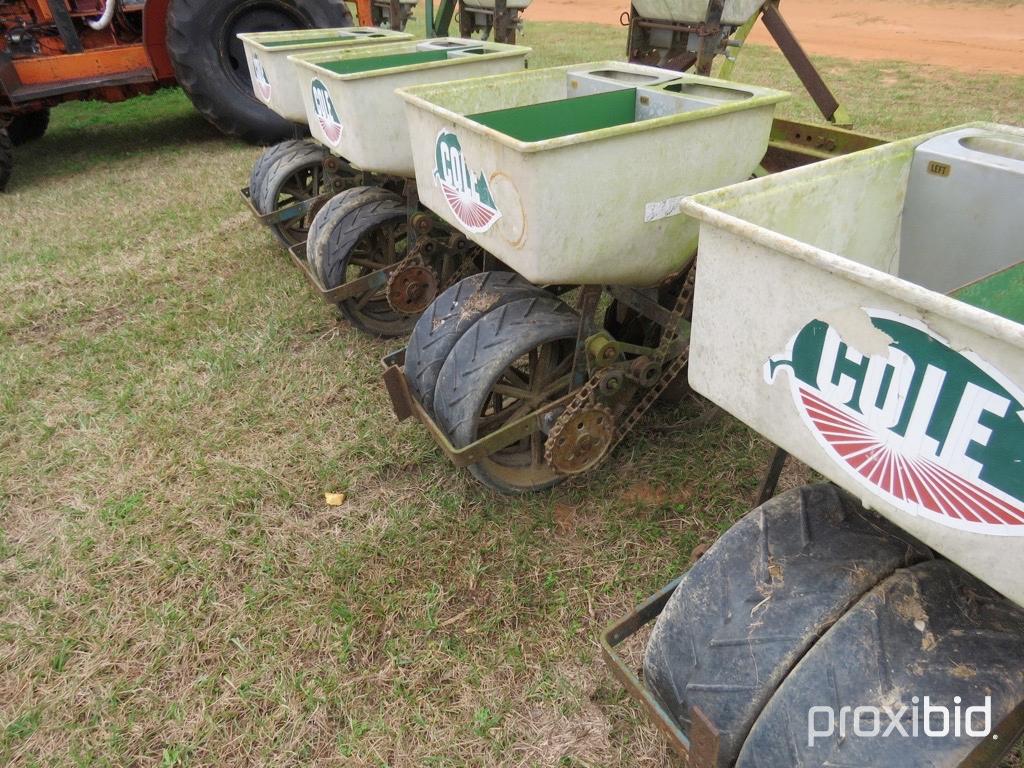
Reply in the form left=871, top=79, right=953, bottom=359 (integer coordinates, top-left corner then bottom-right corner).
left=2, top=19, right=1024, bottom=768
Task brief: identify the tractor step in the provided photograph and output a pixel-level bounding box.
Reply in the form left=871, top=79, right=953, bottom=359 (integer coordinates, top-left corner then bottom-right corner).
left=6, top=68, right=154, bottom=103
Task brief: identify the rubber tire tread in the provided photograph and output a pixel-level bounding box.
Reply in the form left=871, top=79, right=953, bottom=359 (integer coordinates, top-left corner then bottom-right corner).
left=737, top=559, right=1024, bottom=768
left=249, top=138, right=321, bottom=203
left=643, top=483, right=933, bottom=768
left=252, top=139, right=328, bottom=246
left=307, top=185, right=391, bottom=277
left=308, top=186, right=402, bottom=287
left=0, top=129, right=11, bottom=192
left=310, top=190, right=409, bottom=336
left=405, top=272, right=548, bottom=415
left=316, top=196, right=406, bottom=290
left=434, top=295, right=578, bottom=492
left=166, top=0, right=351, bottom=143
left=7, top=109, right=49, bottom=145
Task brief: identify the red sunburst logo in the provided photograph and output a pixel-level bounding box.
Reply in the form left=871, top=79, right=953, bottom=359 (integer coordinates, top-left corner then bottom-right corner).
left=800, top=387, right=1024, bottom=527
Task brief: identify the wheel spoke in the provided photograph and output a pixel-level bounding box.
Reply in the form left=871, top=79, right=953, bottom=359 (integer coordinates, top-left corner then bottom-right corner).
left=501, top=399, right=536, bottom=424
left=379, top=227, right=396, bottom=262
left=491, top=383, right=533, bottom=400
left=354, top=288, right=386, bottom=310
left=527, top=349, right=539, bottom=388
left=478, top=409, right=512, bottom=431
left=503, top=366, right=530, bottom=390
left=537, top=373, right=573, bottom=401
left=281, top=174, right=310, bottom=200
left=539, top=355, right=574, bottom=389
left=530, top=430, right=545, bottom=469
left=532, top=343, right=557, bottom=392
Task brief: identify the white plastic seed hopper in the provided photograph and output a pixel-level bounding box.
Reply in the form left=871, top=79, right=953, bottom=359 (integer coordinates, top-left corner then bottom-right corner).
left=398, top=61, right=788, bottom=285
left=238, top=27, right=412, bottom=123
left=630, top=0, right=762, bottom=24
left=683, top=123, right=1024, bottom=605
left=290, top=38, right=530, bottom=176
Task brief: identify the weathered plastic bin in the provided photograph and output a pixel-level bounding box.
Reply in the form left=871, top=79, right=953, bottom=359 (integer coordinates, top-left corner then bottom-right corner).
left=398, top=62, right=787, bottom=285
left=238, top=27, right=412, bottom=123
left=682, top=122, right=1024, bottom=606
left=291, top=38, right=530, bottom=176
left=631, top=0, right=762, bottom=25
left=461, top=0, right=531, bottom=8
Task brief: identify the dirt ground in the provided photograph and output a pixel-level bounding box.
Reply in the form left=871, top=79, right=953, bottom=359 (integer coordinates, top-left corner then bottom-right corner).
left=527, top=0, right=1024, bottom=75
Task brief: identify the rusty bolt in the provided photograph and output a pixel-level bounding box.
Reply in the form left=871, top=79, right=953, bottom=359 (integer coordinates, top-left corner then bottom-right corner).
left=588, top=336, right=619, bottom=366
left=597, top=370, right=625, bottom=397
left=411, top=212, right=434, bottom=234
left=630, top=357, right=661, bottom=387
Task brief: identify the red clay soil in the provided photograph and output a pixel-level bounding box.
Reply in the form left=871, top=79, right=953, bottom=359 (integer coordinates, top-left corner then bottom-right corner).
left=526, top=0, right=1024, bottom=75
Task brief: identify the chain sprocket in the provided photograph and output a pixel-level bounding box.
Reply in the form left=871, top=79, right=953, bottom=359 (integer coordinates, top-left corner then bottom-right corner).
left=383, top=229, right=483, bottom=314
left=544, top=261, right=698, bottom=474
left=545, top=403, right=615, bottom=475
left=386, top=263, right=438, bottom=314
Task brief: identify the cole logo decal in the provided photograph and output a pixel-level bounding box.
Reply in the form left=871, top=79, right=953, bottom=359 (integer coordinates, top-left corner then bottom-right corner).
left=433, top=130, right=500, bottom=233
left=311, top=78, right=342, bottom=146
left=252, top=53, right=271, bottom=101
left=766, top=309, right=1024, bottom=535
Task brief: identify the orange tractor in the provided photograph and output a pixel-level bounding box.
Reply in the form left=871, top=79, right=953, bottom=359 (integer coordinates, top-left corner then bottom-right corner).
left=0, top=0, right=406, bottom=190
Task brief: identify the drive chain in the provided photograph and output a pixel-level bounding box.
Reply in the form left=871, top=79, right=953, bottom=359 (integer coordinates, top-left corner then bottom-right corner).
left=544, top=261, right=698, bottom=474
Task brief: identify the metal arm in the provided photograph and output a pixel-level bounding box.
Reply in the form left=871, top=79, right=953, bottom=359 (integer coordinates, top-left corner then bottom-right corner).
left=627, top=0, right=853, bottom=126
left=430, top=0, right=458, bottom=37
left=759, top=1, right=852, bottom=126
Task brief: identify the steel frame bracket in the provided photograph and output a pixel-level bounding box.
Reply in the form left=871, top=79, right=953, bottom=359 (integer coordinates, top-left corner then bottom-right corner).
left=429, top=0, right=522, bottom=43
left=381, top=348, right=577, bottom=466
left=239, top=185, right=327, bottom=227
left=45, top=0, right=84, bottom=54
left=601, top=578, right=724, bottom=766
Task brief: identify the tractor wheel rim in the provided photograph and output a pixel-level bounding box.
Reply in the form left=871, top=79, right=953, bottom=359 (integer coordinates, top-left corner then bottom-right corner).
left=220, top=2, right=307, bottom=94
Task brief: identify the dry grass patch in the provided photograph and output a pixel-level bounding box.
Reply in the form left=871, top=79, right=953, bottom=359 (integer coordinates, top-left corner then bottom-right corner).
left=2, top=21, right=1023, bottom=767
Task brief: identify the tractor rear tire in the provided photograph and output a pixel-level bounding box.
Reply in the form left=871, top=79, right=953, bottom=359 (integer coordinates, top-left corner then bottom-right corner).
left=251, top=138, right=329, bottom=247
left=7, top=109, right=49, bottom=145
left=0, top=129, right=12, bottom=192
left=737, top=560, right=1024, bottom=768
left=167, top=0, right=352, bottom=144
left=405, top=272, right=548, bottom=415
left=434, top=296, right=579, bottom=493
left=643, top=484, right=933, bottom=767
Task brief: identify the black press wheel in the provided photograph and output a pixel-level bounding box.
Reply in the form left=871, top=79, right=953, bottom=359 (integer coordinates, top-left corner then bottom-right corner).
left=405, top=272, right=548, bottom=415
left=306, top=185, right=396, bottom=280
left=738, top=559, right=1024, bottom=768
left=0, top=129, right=12, bottom=192
left=250, top=138, right=310, bottom=195
left=643, top=483, right=933, bottom=768
left=250, top=138, right=331, bottom=247
left=434, top=296, right=579, bottom=494
left=307, top=187, right=412, bottom=337
left=6, top=109, right=49, bottom=146
left=166, top=0, right=352, bottom=144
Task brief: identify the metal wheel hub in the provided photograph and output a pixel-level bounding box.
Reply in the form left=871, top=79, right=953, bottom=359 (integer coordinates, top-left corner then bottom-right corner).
left=545, top=404, right=615, bottom=475
left=222, top=4, right=305, bottom=92
left=387, top=264, right=438, bottom=314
